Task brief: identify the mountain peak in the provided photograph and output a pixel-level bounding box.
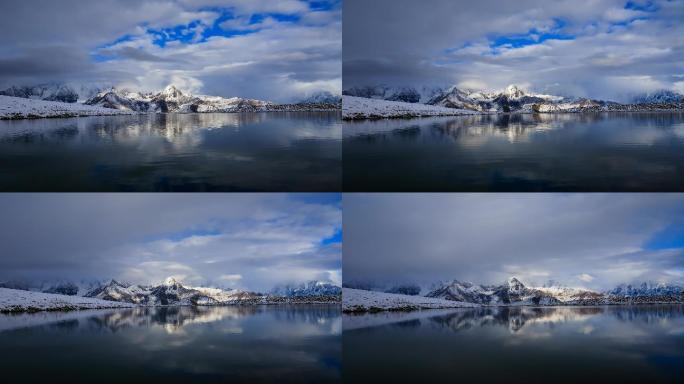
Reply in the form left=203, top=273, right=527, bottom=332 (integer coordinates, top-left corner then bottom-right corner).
left=504, top=84, right=525, bottom=99
left=508, top=277, right=525, bottom=292
left=162, top=85, right=184, bottom=98
left=163, top=277, right=180, bottom=286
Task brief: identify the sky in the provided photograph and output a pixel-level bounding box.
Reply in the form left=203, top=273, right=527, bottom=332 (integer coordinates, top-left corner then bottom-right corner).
left=0, top=0, right=341, bottom=102
left=343, top=0, right=684, bottom=101
left=343, top=194, right=684, bottom=291
left=0, top=193, right=342, bottom=292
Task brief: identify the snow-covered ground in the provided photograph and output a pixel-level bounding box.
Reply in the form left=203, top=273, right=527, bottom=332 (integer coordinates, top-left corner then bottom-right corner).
left=342, top=95, right=479, bottom=119
left=0, top=288, right=134, bottom=312
left=0, top=95, right=133, bottom=119
left=343, top=288, right=478, bottom=312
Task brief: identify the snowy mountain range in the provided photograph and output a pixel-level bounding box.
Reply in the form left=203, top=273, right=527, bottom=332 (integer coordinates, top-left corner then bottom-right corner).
left=631, top=90, right=684, bottom=104
left=427, top=277, right=683, bottom=305
left=85, top=85, right=340, bottom=113
left=0, top=83, right=110, bottom=103
left=343, top=84, right=447, bottom=104
left=344, top=84, right=684, bottom=114
left=298, top=91, right=342, bottom=105
left=271, top=281, right=342, bottom=297
left=0, top=83, right=340, bottom=115
left=0, top=277, right=341, bottom=306
left=351, top=277, right=684, bottom=307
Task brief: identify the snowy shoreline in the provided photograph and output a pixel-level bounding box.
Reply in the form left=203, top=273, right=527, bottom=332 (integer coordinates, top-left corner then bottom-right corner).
left=342, top=288, right=478, bottom=313
left=0, top=95, right=134, bottom=120
left=0, top=95, right=340, bottom=120
left=0, top=287, right=339, bottom=314
left=0, top=288, right=134, bottom=313
left=342, top=95, right=479, bottom=120
left=342, top=95, right=684, bottom=120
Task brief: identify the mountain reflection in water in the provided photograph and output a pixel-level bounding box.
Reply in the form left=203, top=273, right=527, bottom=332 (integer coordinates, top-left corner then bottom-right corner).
left=0, top=305, right=341, bottom=383
left=344, top=305, right=684, bottom=383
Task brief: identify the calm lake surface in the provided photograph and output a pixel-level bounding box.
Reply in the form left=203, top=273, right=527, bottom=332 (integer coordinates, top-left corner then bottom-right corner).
left=0, top=305, right=341, bottom=383
left=0, top=112, right=341, bottom=191
left=343, top=112, right=684, bottom=191
left=343, top=305, right=684, bottom=383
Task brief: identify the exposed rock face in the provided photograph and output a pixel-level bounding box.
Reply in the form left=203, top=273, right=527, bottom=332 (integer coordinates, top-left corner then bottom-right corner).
left=85, top=85, right=341, bottom=113
left=426, top=277, right=684, bottom=306
left=345, top=83, right=684, bottom=113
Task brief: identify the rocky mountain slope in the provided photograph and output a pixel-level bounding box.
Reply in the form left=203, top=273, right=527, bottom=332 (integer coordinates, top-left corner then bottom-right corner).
left=271, top=281, right=342, bottom=298
left=344, top=84, right=684, bottom=114
left=86, top=85, right=340, bottom=112
left=343, top=84, right=446, bottom=104
left=0, top=83, right=108, bottom=103
left=2, top=277, right=341, bottom=306
left=631, top=90, right=684, bottom=104
left=425, top=277, right=683, bottom=305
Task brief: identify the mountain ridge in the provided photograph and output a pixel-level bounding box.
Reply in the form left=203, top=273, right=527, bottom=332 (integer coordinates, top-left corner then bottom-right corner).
left=1, top=277, right=341, bottom=306
left=344, top=83, right=684, bottom=114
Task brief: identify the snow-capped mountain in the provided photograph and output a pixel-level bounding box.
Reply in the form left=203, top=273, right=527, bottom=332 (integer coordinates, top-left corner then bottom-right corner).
left=607, top=282, right=684, bottom=297
left=343, top=85, right=447, bottom=104
left=631, top=90, right=684, bottom=104
left=428, top=84, right=567, bottom=113
left=80, top=277, right=341, bottom=306
left=0, top=83, right=110, bottom=103
left=270, top=281, right=342, bottom=298
left=345, top=83, right=684, bottom=115
left=85, top=279, right=154, bottom=304
left=0, top=84, right=80, bottom=103
left=424, top=277, right=683, bottom=306
left=85, top=85, right=341, bottom=113
left=298, top=91, right=342, bottom=105
left=83, top=277, right=263, bottom=306
left=426, top=277, right=565, bottom=305
left=85, top=85, right=277, bottom=113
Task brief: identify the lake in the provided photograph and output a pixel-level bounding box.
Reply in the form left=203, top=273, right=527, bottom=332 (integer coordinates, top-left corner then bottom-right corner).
left=0, top=112, right=341, bottom=191
left=0, top=305, right=341, bottom=383
left=343, top=305, right=684, bottom=383
left=343, top=112, right=684, bottom=191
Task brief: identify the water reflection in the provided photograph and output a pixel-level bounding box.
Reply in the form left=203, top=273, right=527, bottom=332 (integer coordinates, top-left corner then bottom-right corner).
left=0, top=112, right=341, bottom=191
left=343, top=112, right=684, bottom=191
left=0, top=305, right=341, bottom=383
left=345, top=305, right=684, bottom=334
left=344, top=305, right=684, bottom=383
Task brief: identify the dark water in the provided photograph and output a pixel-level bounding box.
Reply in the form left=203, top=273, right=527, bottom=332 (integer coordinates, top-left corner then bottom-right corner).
left=0, top=112, right=341, bottom=191
left=343, top=305, right=684, bottom=383
left=0, top=305, right=341, bottom=384
left=343, top=112, right=684, bottom=191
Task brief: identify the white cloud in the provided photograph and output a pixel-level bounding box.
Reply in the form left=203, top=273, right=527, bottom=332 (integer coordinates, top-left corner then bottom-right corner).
left=0, top=194, right=342, bottom=292
left=577, top=273, right=595, bottom=283
left=344, top=0, right=684, bottom=101
left=0, top=0, right=341, bottom=102
left=343, top=194, right=684, bottom=290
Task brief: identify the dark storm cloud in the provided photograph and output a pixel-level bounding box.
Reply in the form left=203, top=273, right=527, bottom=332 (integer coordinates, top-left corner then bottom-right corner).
left=0, top=48, right=95, bottom=83
left=0, top=194, right=341, bottom=291
left=0, top=0, right=341, bottom=101
left=343, top=194, right=684, bottom=290
left=343, top=0, right=684, bottom=100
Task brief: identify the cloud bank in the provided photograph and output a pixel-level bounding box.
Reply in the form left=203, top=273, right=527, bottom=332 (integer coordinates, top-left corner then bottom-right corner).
left=0, top=193, right=341, bottom=292
left=0, top=0, right=341, bottom=102
left=343, top=194, right=684, bottom=290
left=343, top=0, right=684, bottom=101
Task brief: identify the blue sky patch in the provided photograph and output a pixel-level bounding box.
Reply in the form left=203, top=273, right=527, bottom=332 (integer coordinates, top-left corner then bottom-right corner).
left=644, top=222, right=684, bottom=250
left=321, top=229, right=342, bottom=245
left=624, top=1, right=659, bottom=12
left=485, top=18, right=574, bottom=53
